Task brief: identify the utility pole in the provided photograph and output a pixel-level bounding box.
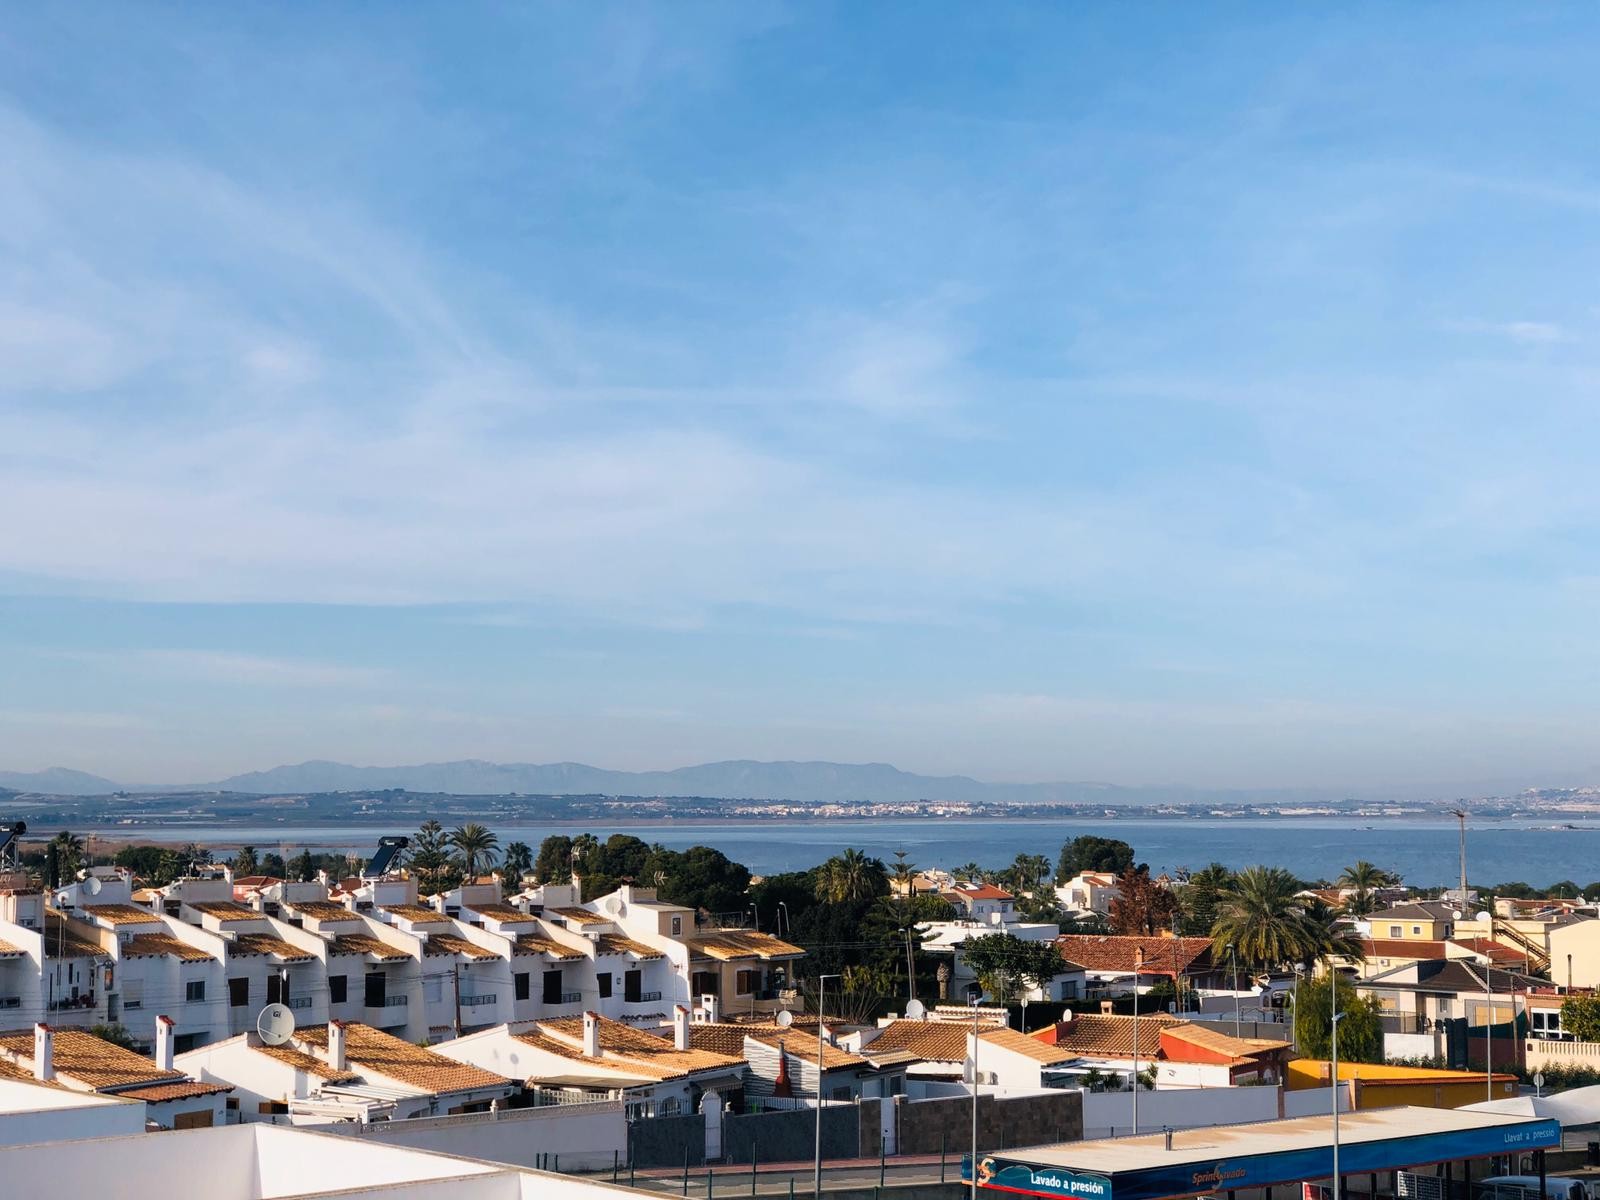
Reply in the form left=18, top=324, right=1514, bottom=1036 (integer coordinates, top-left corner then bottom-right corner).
left=1450, top=808, right=1468, bottom=904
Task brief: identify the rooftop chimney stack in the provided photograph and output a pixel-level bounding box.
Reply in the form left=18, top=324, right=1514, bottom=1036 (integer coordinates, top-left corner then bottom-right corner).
left=32, top=1023, right=53, bottom=1082
left=328, top=1019, right=348, bottom=1072
left=703, top=994, right=720, bottom=1023
left=673, top=1004, right=691, bottom=1051
left=583, top=1010, right=601, bottom=1058
left=155, top=1015, right=175, bottom=1071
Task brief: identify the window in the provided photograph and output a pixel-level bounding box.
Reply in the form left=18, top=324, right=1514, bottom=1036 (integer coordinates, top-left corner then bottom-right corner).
left=736, top=969, right=759, bottom=996
left=599, top=974, right=612, bottom=999
left=329, top=975, right=347, bottom=1005
left=266, top=975, right=283, bottom=1005
left=364, top=973, right=387, bottom=1007
left=543, top=969, right=563, bottom=1004
left=185, top=980, right=206, bottom=1003
left=514, top=972, right=530, bottom=1002
left=228, top=978, right=250, bottom=1008
left=671, top=916, right=682, bottom=937
left=659, top=1097, right=681, bottom=1115
left=1389, top=926, right=1402, bottom=937
left=692, top=971, right=719, bottom=997
left=623, top=970, right=641, bottom=1003
left=123, top=978, right=144, bottom=1010
left=424, top=977, right=443, bottom=1004
left=1412, top=925, right=1422, bottom=935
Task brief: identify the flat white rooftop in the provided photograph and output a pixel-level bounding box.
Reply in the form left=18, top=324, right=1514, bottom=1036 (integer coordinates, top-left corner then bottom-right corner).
left=0, top=1076, right=132, bottom=1114
left=1013, top=1107, right=1554, bottom=1175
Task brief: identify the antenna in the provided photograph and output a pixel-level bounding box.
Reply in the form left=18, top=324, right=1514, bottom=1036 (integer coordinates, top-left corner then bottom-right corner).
left=257, top=1003, right=296, bottom=1046
left=905, top=998, right=927, bottom=1020
left=83, top=876, right=103, bottom=897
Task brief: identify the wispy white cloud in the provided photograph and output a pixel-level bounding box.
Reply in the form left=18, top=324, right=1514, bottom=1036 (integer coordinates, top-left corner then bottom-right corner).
left=60, top=650, right=389, bottom=689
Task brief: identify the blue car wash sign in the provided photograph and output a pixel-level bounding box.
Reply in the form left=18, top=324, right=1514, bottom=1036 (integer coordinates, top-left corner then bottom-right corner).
left=965, top=1119, right=1560, bottom=1200
left=963, top=1155, right=1113, bottom=1200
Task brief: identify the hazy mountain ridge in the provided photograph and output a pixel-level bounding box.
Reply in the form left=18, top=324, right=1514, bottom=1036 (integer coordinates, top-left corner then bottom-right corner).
left=0, top=758, right=1347, bottom=805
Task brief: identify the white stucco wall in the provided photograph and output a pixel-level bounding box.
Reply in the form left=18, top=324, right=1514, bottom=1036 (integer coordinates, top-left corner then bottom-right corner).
left=0, top=1078, right=146, bottom=1146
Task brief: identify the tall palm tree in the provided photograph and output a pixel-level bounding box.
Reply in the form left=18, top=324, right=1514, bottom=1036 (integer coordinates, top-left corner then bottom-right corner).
left=816, top=848, right=883, bottom=904
left=502, top=841, right=533, bottom=881
left=1300, top=898, right=1365, bottom=966
left=1011, top=853, right=1051, bottom=893
left=1337, top=860, right=1396, bottom=916
left=52, top=832, right=85, bottom=881
left=1211, top=865, right=1316, bottom=971
left=449, top=823, right=500, bottom=879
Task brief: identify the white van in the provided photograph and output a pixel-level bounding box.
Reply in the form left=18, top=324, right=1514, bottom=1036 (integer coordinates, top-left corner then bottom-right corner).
left=1479, top=1176, right=1591, bottom=1200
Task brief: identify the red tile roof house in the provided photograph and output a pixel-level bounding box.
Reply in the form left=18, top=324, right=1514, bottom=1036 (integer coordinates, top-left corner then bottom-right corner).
left=1053, top=935, right=1226, bottom=995
left=1031, top=1012, right=1293, bottom=1088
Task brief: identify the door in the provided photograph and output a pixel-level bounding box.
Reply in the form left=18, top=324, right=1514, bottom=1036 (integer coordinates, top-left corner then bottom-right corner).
left=624, top=970, right=642, bottom=1003
left=364, top=972, right=386, bottom=1007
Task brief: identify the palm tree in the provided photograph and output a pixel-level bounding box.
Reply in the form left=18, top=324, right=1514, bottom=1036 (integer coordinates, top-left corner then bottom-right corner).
left=1337, top=860, right=1396, bottom=916
left=955, top=862, right=985, bottom=885
left=1211, top=865, right=1317, bottom=971
left=502, top=841, right=533, bottom=881
left=52, top=832, right=84, bottom=881
left=815, top=849, right=883, bottom=904
left=449, top=823, right=500, bottom=879
left=1011, top=853, right=1051, bottom=894
left=1300, top=898, right=1365, bottom=966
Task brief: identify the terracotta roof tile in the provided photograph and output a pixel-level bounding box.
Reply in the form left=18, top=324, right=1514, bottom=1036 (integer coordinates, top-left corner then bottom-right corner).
left=82, top=904, right=161, bottom=926
left=552, top=907, right=608, bottom=926
left=978, top=1026, right=1077, bottom=1065
left=464, top=903, right=534, bottom=923
left=382, top=904, right=448, bottom=924
left=1040, top=1012, right=1183, bottom=1057
left=514, top=933, right=584, bottom=960
left=0, top=938, right=25, bottom=959
left=286, top=901, right=360, bottom=922
left=117, top=1080, right=233, bottom=1102
left=527, top=1015, right=746, bottom=1081
left=0, top=1027, right=180, bottom=1091
left=1360, top=939, right=1448, bottom=960
left=43, top=913, right=107, bottom=959
left=863, top=1021, right=969, bottom=1062
left=691, top=931, right=804, bottom=961
left=595, top=934, right=665, bottom=959
left=679, top=1021, right=822, bottom=1060
left=330, top=933, right=410, bottom=961
left=1052, top=934, right=1213, bottom=975
left=232, top=933, right=315, bottom=962
left=122, top=932, right=215, bottom=963
left=188, top=901, right=258, bottom=920
left=1159, top=1022, right=1290, bottom=1062
left=424, top=933, right=500, bottom=960
left=294, top=1023, right=509, bottom=1095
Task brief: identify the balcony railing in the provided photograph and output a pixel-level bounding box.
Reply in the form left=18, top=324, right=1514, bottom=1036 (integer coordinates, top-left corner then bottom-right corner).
left=627, top=990, right=663, bottom=1003
left=47, top=996, right=98, bottom=1012
left=460, top=993, right=498, bottom=1007
left=285, top=996, right=313, bottom=1010
left=0, top=996, right=20, bottom=1010
left=549, top=991, right=582, bottom=1005
left=367, top=995, right=409, bottom=1008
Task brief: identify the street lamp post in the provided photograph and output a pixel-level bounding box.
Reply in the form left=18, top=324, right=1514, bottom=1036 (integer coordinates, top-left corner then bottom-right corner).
left=1478, top=910, right=1494, bottom=1103
left=1331, top=983, right=1346, bottom=1200
left=1132, top=948, right=1144, bottom=1133
left=970, top=995, right=981, bottom=1200
left=1227, top=946, right=1242, bottom=1039
left=814, top=973, right=840, bottom=1200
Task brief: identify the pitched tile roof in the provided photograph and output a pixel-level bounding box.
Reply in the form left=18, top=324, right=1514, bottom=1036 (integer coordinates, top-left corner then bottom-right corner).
left=424, top=933, right=501, bottom=960
left=122, top=932, right=215, bottom=962
left=1359, top=939, right=1448, bottom=960
left=676, top=1021, right=830, bottom=1062
left=0, top=1027, right=180, bottom=1091
left=1370, top=902, right=1455, bottom=923
left=464, top=902, right=534, bottom=922
left=1038, top=1012, right=1184, bottom=1057
left=1052, top=934, right=1212, bottom=975
left=254, top=1043, right=360, bottom=1082
left=82, top=904, right=161, bottom=926
left=525, top=1015, right=746, bottom=1082
left=330, top=933, right=410, bottom=961
left=231, top=933, right=315, bottom=962
left=0, top=938, right=25, bottom=959
left=286, top=901, right=360, bottom=922
left=1450, top=937, right=1529, bottom=966
left=117, top=1080, right=233, bottom=1102
left=979, top=1026, right=1077, bottom=1065
left=1159, top=1022, right=1290, bottom=1062
left=596, top=934, right=665, bottom=959
left=513, top=933, right=584, bottom=960
left=382, top=904, right=449, bottom=924
left=691, top=930, right=804, bottom=961
left=749, top=1030, right=863, bottom=1071
left=1362, top=960, right=1544, bottom=994
left=43, top=913, right=107, bottom=959
left=188, top=901, right=258, bottom=920
left=864, top=1020, right=970, bottom=1062
left=951, top=884, right=1014, bottom=901
left=294, top=1023, right=509, bottom=1095
left=552, top=907, right=609, bottom=926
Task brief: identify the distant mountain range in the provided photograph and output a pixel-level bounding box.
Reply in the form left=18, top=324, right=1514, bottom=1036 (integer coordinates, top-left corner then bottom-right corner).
left=0, top=757, right=1347, bottom=806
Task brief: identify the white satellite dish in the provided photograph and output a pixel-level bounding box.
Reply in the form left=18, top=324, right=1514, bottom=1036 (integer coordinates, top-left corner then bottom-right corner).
left=905, top=999, right=927, bottom=1020
left=775, top=1010, right=795, bottom=1028
left=257, top=1003, right=296, bottom=1046
left=83, top=876, right=103, bottom=897
left=1476, top=910, right=1492, bottom=922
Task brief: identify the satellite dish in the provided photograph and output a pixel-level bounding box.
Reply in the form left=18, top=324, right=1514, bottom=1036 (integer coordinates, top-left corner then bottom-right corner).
left=83, top=876, right=103, bottom=896
left=905, top=999, right=927, bottom=1020
left=1476, top=911, right=1492, bottom=922
left=775, top=1010, right=795, bottom=1028
left=257, top=1004, right=296, bottom=1046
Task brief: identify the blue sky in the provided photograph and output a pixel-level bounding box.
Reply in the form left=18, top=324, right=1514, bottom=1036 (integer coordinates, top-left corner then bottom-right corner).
left=4, top=4, right=1600, bottom=791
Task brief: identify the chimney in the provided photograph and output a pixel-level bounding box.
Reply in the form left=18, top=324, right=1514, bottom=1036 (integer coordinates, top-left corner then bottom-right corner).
left=673, top=1004, right=691, bottom=1051
left=328, top=1019, right=348, bottom=1072
left=155, top=1015, right=175, bottom=1071
left=583, top=1010, right=601, bottom=1058
left=703, top=993, right=720, bottom=1023
left=32, top=1023, right=53, bottom=1082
